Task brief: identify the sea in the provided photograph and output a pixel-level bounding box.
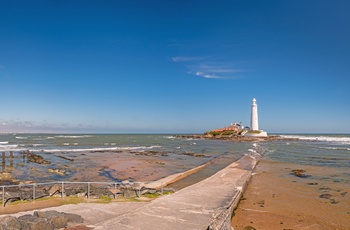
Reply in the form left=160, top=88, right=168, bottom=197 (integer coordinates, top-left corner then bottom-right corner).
left=0, top=133, right=349, bottom=187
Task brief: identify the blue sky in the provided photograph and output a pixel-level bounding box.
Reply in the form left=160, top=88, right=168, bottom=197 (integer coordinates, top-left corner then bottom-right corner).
left=0, top=0, right=349, bottom=133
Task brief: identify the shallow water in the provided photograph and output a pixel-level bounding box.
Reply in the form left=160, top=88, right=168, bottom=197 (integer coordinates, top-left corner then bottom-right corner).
left=262, top=134, right=350, bottom=182
left=1, top=133, right=349, bottom=192
left=0, top=134, right=253, bottom=183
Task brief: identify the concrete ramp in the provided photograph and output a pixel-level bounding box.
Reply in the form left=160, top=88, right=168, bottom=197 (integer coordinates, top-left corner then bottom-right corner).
left=95, top=153, right=259, bottom=230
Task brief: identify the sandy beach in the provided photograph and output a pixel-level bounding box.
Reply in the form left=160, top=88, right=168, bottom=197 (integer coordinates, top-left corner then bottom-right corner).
left=231, top=158, right=350, bottom=230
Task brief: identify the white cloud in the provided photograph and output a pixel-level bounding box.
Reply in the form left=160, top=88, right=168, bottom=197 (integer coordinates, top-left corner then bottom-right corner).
left=191, top=63, right=245, bottom=79
left=198, top=64, right=245, bottom=73
left=195, top=71, right=224, bottom=79
left=172, top=55, right=247, bottom=79
left=172, top=56, right=208, bottom=62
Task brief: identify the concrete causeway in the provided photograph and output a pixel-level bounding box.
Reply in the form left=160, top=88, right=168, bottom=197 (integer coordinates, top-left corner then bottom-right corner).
left=0, top=153, right=259, bottom=230
left=95, top=153, right=259, bottom=230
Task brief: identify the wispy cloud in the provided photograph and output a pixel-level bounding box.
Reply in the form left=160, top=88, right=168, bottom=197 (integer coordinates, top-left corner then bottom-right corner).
left=172, top=55, right=247, bottom=79
left=195, top=71, right=224, bottom=79
left=172, top=56, right=208, bottom=62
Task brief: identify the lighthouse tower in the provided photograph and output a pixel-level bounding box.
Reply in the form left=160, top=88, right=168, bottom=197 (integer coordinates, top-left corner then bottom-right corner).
left=245, top=98, right=268, bottom=137
left=250, top=98, right=259, bottom=130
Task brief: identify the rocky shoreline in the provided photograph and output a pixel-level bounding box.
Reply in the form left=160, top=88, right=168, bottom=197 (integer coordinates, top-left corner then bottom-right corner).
left=175, top=134, right=298, bottom=142
left=0, top=210, right=84, bottom=230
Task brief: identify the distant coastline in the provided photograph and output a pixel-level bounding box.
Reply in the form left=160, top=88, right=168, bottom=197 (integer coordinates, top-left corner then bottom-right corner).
left=175, top=134, right=298, bottom=142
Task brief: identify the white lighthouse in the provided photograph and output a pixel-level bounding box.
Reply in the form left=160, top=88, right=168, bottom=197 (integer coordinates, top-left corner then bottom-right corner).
left=245, top=98, right=268, bottom=137
left=250, top=98, right=259, bottom=130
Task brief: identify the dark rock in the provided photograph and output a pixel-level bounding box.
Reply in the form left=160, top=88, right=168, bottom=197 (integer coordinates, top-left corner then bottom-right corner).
left=48, top=184, right=62, bottom=196
left=307, top=182, right=318, bottom=185
left=65, top=213, right=84, bottom=224
left=123, top=187, right=137, bottom=198
left=0, top=216, right=21, bottom=230
left=58, top=155, right=74, bottom=161
left=140, top=187, right=157, bottom=195
left=291, top=169, right=310, bottom=178
left=20, top=188, right=34, bottom=200
left=0, top=212, right=83, bottom=230
left=64, top=187, right=86, bottom=196
left=320, top=194, right=332, bottom=199
left=34, top=211, right=68, bottom=228
left=89, top=186, right=114, bottom=198
left=18, top=214, right=53, bottom=230
left=47, top=168, right=67, bottom=176
left=64, top=225, right=92, bottom=230
left=22, top=150, right=51, bottom=165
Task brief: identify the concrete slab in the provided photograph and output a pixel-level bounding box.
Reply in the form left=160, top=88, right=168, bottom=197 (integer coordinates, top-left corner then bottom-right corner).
left=95, top=153, right=259, bottom=230
left=0, top=153, right=259, bottom=230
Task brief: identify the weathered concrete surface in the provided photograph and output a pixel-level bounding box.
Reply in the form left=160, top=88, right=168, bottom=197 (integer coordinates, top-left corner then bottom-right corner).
left=95, top=153, right=259, bottom=230
left=1, top=153, right=258, bottom=230
left=0, top=202, right=148, bottom=227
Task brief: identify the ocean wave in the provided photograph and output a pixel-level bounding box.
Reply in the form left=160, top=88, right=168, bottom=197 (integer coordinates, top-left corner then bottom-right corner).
left=54, top=135, right=94, bottom=139
left=0, top=144, right=24, bottom=151
left=281, top=135, right=350, bottom=144
left=320, top=146, right=350, bottom=151
left=15, top=136, right=28, bottom=139
left=32, top=138, right=46, bottom=141
left=29, top=145, right=162, bottom=153
left=0, top=141, right=9, bottom=144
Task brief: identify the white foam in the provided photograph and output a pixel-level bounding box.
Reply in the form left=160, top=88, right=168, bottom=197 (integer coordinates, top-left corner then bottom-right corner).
left=30, top=145, right=162, bottom=153
left=0, top=142, right=9, bottom=144
left=54, top=135, right=93, bottom=139
left=15, top=136, right=27, bottom=139
left=0, top=144, right=24, bottom=151
left=320, top=146, right=350, bottom=151
left=281, top=135, right=350, bottom=144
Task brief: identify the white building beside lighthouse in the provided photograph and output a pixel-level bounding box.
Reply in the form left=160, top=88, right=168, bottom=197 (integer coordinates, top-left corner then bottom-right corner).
left=245, top=98, right=268, bottom=137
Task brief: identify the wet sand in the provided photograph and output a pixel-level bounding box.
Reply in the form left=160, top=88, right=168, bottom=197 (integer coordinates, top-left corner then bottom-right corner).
left=231, top=158, right=350, bottom=230
left=0, top=151, right=212, bottom=215
left=3, top=150, right=205, bottom=184
left=68, top=151, right=177, bottom=182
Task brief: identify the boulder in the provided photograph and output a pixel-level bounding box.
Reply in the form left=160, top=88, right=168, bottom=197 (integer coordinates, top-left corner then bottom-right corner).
left=17, top=214, right=53, bottom=230
left=47, top=168, right=66, bottom=176
left=123, top=187, right=137, bottom=198
left=23, top=150, right=51, bottom=165
left=0, top=212, right=83, bottom=230
left=65, top=213, right=84, bottom=224
left=89, top=187, right=114, bottom=198
left=48, top=184, right=62, bottom=196
left=34, top=211, right=68, bottom=229
left=0, top=216, right=21, bottom=230
left=64, top=187, right=86, bottom=197
left=140, top=187, right=157, bottom=195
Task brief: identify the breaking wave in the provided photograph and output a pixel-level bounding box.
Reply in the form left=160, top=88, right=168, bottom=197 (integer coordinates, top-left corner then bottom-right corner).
left=280, top=135, right=350, bottom=144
